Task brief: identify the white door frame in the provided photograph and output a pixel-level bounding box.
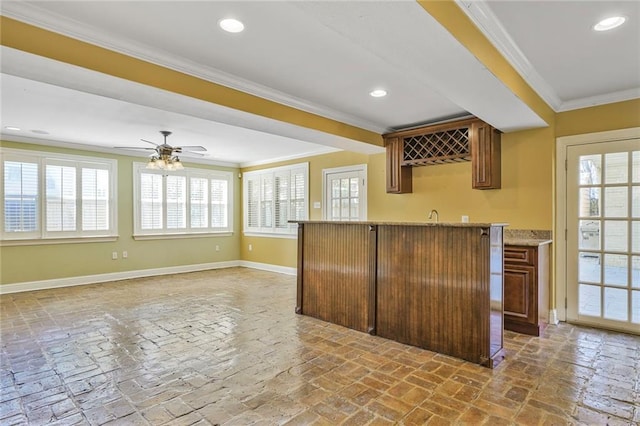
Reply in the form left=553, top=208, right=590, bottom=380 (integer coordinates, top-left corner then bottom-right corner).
left=555, top=127, right=640, bottom=323
left=321, top=164, right=367, bottom=221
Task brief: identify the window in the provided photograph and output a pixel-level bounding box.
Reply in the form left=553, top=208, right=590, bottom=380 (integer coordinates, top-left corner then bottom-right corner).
left=133, top=163, right=233, bottom=237
left=0, top=148, right=117, bottom=242
left=243, top=163, right=308, bottom=236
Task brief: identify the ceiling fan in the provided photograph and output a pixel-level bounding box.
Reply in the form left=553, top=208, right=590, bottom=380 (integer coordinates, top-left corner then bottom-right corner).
left=116, top=130, right=206, bottom=170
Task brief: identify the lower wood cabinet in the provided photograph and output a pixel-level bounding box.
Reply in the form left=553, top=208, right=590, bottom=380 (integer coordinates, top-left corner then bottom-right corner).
left=504, top=244, right=550, bottom=336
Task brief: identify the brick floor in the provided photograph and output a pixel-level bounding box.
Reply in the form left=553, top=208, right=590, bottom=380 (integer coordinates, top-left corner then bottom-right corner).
left=0, top=267, right=638, bottom=425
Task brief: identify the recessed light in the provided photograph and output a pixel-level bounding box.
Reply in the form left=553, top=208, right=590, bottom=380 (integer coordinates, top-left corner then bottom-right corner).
left=4, top=126, right=21, bottom=131
left=219, top=18, right=245, bottom=33
left=370, top=89, right=387, bottom=98
left=594, top=16, right=626, bottom=31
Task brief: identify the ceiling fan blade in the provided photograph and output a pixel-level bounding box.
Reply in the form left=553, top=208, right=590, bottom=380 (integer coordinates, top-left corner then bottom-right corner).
left=141, top=139, right=159, bottom=146
left=177, top=145, right=207, bottom=152
left=114, top=146, right=156, bottom=150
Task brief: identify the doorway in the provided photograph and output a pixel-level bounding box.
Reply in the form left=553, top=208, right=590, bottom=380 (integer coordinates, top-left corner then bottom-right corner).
left=562, top=134, right=639, bottom=334
left=322, top=164, right=367, bottom=221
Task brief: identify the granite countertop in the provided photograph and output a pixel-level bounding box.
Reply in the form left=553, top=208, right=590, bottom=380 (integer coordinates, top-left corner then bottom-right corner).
left=504, top=229, right=552, bottom=246
left=292, top=221, right=509, bottom=227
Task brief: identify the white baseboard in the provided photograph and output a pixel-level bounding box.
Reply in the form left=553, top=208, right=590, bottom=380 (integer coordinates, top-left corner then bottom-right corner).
left=239, top=261, right=297, bottom=276
left=0, top=261, right=241, bottom=294
left=0, top=260, right=298, bottom=294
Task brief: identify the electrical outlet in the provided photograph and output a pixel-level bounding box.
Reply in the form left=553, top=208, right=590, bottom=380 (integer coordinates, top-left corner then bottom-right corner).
left=248, top=244, right=253, bottom=251
left=461, top=215, right=469, bottom=223
left=215, top=245, right=220, bottom=251
left=122, top=251, right=128, bottom=259
left=112, top=251, right=118, bottom=260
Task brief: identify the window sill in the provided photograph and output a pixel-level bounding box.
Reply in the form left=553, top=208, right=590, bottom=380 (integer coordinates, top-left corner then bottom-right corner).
left=133, top=232, right=233, bottom=241
left=243, top=232, right=297, bottom=239
left=0, top=235, right=119, bottom=246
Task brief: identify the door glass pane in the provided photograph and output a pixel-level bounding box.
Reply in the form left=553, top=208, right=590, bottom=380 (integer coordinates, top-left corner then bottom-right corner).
left=603, top=287, right=627, bottom=321
left=350, top=198, right=359, bottom=220
left=580, top=155, right=601, bottom=185
left=579, top=188, right=600, bottom=217
left=350, top=178, right=359, bottom=198
left=633, top=291, right=640, bottom=323
left=579, top=220, right=600, bottom=250
left=579, top=253, right=601, bottom=283
left=604, top=187, right=627, bottom=217
left=603, top=254, right=627, bottom=286
left=604, top=220, right=627, bottom=252
left=579, top=284, right=601, bottom=316
left=633, top=187, right=639, bottom=217
left=332, top=180, right=340, bottom=198
left=340, top=179, right=349, bottom=198
left=332, top=199, right=339, bottom=219
left=633, top=221, right=640, bottom=253
left=604, top=152, right=628, bottom=184
left=633, top=256, right=640, bottom=289
left=341, top=198, right=349, bottom=219
left=632, top=151, right=639, bottom=183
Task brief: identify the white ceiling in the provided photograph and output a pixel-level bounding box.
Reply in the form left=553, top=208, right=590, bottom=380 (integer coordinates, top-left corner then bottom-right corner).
left=1, top=1, right=638, bottom=167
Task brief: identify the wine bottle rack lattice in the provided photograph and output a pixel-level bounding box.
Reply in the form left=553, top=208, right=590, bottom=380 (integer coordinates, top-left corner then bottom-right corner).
left=402, top=127, right=471, bottom=166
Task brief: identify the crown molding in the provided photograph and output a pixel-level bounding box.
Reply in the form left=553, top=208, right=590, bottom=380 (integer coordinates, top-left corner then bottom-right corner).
left=456, top=1, right=640, bottom=113
left=455, top=0, right=562, bottom=111
left=1, top=3, right=387, bottom=134
left=557, top=87, right=640, bottom=112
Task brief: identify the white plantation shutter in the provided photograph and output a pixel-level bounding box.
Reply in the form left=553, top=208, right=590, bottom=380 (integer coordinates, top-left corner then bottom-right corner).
left=243, top=162, right=308, bottom=235
left=261, top=174, right=273, bottom=229
left=190, top=177, right=208, bottom=228
left=290, top=167, right=306, bottom=226
left=82, top=168, right=110, bottom=231
left=210, top=178, right=228, bottom=229
left=140, top=173, right=163, bottom=230
left=274, top=171, right=289, bottom=229
left=246, top=176, right=259, bottom=229
left=3, top=160, right=39, bottom=234
left=1, top=149, right=117, bottom=241
left=166, top=175, right=186, bottom=229
left=133, top=163, right=233, bottom=236
left=45, top=164, right=77, bottom=232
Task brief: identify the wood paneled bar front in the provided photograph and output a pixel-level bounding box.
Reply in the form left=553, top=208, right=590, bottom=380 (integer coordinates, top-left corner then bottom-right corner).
left=295, top=221, right=506, bottom=368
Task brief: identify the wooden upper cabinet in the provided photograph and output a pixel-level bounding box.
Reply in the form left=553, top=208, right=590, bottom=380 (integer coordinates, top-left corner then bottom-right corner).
left=471, top=121, right=501, bottom=190
left=383, top=117, right=501, bottom=193
left=384, top=136, right=412, bottom=194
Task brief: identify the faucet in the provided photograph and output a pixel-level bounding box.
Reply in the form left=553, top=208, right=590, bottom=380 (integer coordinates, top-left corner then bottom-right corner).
left=428, top=209, right=439, bottom=223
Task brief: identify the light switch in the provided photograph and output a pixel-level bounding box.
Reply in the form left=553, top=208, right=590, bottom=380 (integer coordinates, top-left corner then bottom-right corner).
left=313, top=202, right=321, bottom=209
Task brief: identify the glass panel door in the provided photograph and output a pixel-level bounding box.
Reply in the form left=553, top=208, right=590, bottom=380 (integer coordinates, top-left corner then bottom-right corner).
left=323, top=166, right=367, bottom=221
left=567, top=139, right=639, bottom=334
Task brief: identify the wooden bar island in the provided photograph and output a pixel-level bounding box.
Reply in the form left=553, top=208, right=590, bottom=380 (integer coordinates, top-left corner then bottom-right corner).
left=294, top=221, right=506, bottom=367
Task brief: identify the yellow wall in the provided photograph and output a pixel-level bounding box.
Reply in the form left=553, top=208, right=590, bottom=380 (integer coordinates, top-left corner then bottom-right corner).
left=556, top=99, right=640, bottom=137
left=2, top=100, right=638, bottom=283
left=0, top=141, right=241, bottom=284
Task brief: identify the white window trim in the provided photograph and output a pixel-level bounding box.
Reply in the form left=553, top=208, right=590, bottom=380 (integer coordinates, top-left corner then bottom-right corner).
left=133, top=163, right=234, bottom=238
left=243, top=162, right=308, bottom=238
left=322, top=164, right=368, bottom=221
left=0, top=147, right=118, bottom=244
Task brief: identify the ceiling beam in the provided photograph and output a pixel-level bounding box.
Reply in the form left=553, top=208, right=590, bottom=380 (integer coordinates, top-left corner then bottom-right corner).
left=0, top=16, right=383, bottom=148
left=418, top=0, right=556, bottom=127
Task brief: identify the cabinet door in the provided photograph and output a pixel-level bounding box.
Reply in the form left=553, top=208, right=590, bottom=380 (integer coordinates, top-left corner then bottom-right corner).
left=385, top=137, right=412, bottom=194
left=471, top=121, right=501, bottom=189
left=504, top=264, right=539, bottom=335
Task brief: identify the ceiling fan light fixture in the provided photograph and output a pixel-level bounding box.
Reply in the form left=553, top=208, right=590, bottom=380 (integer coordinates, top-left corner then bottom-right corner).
left=593, top=16, right=626, bottom=31
left=219, top=18, right=244, bottom=33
